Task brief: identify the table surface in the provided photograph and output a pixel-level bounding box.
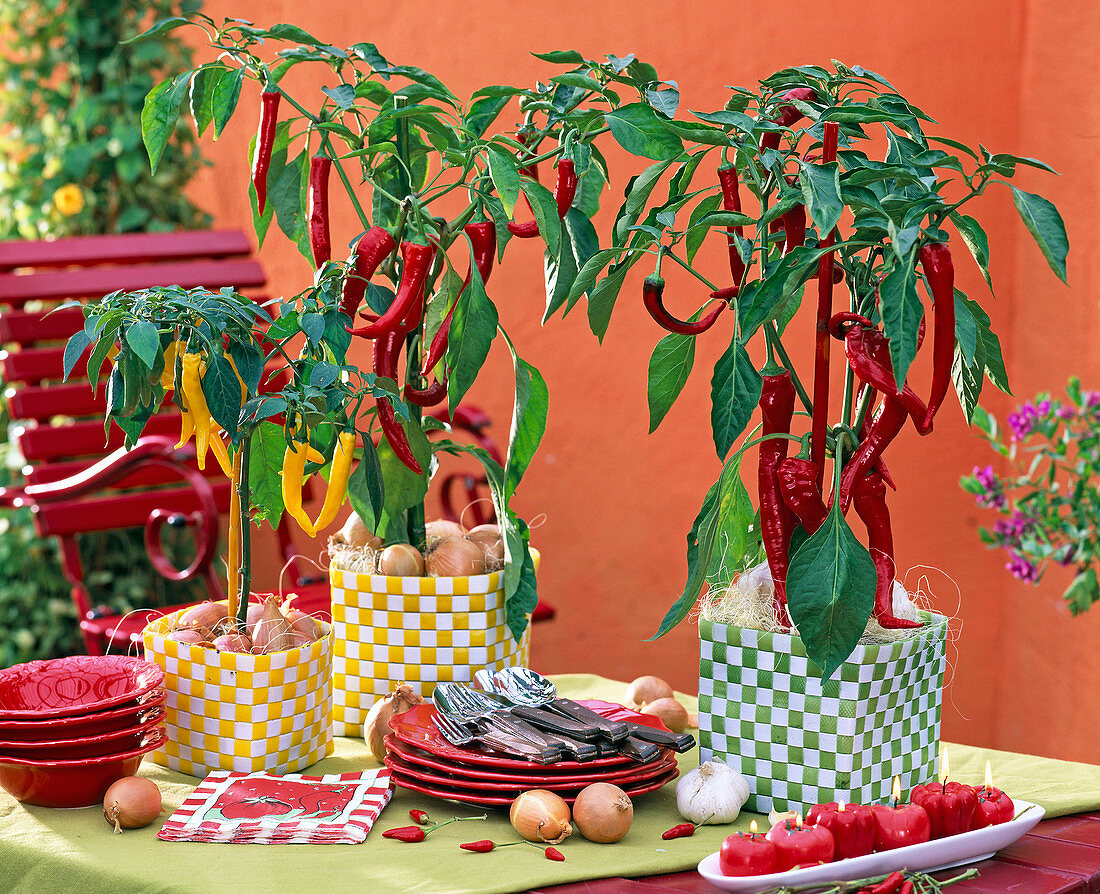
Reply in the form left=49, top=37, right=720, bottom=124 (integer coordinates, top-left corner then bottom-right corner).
left=534, top=812, right=1100, bottom=894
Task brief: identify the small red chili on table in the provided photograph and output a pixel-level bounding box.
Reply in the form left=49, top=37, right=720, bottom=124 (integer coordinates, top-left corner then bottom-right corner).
left=383, top=812, right=487, bottom=842
left=544, top=846, right=565, bottom=862
left=409, top=809, right=431, bottom=826
left=382, top=825, right=425, bottom=842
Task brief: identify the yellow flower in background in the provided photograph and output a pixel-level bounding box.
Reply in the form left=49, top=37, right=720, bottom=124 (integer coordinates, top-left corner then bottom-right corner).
left=52, top=183, right=84, bottom=216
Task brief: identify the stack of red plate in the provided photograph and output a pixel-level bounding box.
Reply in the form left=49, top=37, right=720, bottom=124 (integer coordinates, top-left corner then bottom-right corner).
left=0, top=655, right=167, bottom=807
left=385, top=700, right=680, bottom=807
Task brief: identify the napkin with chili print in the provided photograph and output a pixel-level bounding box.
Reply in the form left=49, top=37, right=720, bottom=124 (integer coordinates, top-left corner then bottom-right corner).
left=158, top=767, right=393, bottom=843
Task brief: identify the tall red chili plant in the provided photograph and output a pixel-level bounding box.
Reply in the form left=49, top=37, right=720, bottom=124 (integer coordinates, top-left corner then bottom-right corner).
left=540, top=60, right=1069, bottom=676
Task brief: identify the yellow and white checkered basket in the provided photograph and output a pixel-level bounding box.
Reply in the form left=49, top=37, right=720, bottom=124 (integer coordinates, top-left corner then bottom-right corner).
left=329, top=562, right=532, bottom=737
left=143, top=607, right=334, bottom=778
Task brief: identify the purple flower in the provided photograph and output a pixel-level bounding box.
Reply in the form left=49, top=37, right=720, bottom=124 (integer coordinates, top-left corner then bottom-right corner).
left=1056, top=406, right=1076, bottom=420
left=1006, top=552, right=1040, bottom=584
left=1037, top=399, right=1052, bottom=416
left=973, top=464, right=997, bottom=490
left=972, top=465, right=1006, bottom=508
left=1008, top=403, right=1040, bottom=440
left=1084, top=391, right=1100, bottom=410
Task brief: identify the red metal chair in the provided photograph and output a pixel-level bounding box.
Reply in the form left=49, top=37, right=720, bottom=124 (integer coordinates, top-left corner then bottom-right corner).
left=0, top=230, right=314, bottom=654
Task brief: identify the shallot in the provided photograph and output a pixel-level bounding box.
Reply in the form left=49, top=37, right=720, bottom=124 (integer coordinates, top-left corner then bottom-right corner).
left=425, top=537, right=485, bottom=577
left=641, top=697, right=689, bottom=733
left=466, top=524, right=505, bottom=567
left=333, top=511, right=382, bottom=550
left=364, top=685, right=424, bottom=761
left=378, top=543, right=425, bottom=577
left=425, top=519, right=466, bottom=549
left=624, top=675, right=674, bottom=708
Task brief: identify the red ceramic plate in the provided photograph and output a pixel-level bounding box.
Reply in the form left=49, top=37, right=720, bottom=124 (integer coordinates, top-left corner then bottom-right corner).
left=0, top=689, right=166, bottom=741
left=0, top=656, right=164, bottom=720
left=388, top=699, right=670, bottom=770
left=0, top=706, right=166, bottom=760
left=385, top=734, right=673, bottom=785
left=384, top=748, right=678, bottom=792
left=0, top=727, right=166, bottom=807
left=389, top=763, right=680, bottom=807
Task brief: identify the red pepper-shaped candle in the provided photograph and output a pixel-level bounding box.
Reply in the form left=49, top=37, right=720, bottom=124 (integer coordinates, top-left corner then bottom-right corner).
left=870, top=776, right=932, bottom=851
left=805, top=801, right=875, bottom=860
left=765, top=819, right=835, bottom=871
left=719, top=824, right=779, bottom=877
left=910, top=781, right=978, bottom=839
left=973, top=785, right=1014, bottom=828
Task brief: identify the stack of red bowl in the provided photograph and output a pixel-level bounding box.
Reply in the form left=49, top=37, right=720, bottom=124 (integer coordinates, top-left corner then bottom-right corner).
left=0, top=655, right=166, bottom=807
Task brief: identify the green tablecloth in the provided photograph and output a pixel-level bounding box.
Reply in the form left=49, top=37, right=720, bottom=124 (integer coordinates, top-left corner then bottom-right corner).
left=2, top=674, right=1099, bottom=894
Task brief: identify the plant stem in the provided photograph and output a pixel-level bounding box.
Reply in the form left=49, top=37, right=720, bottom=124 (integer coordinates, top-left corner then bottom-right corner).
left=235, top=430, right=252, bottom=631
left=664, top=249, right=718, bottom=292
left=768, top=323, right=812, bottom=413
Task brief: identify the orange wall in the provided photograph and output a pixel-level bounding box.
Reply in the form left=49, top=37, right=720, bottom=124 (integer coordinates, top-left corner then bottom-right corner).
left=189, top=0, right=1100, bottom=762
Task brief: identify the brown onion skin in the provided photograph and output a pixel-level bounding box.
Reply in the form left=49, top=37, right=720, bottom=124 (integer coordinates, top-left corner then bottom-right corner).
left=364, top=686, right=424, bottom=761
left=212, top=633, right=252, bottom=653
left=334, top=512, right=383, bottom=550
left=167, top=627, right=209, bottom=645
left=467, top=524, right=505, bottom=565
left=424, top=519, right=466, bottom=550
left=425, top=537, right=486, bottom=578
left=378, top=543, right=425, bottom=577
left=572, top=782, right=633, bottom=843
left=509, top=790, right=572, bottom=844
left=103, top=776, right=162, bottom=833
left=284, top=607, right=322, bottom=641
left=625, top=675, right=674, bottom=708
left=177, top=601, right=228, bottom=630
left=641, top=697, right=689, bottom=733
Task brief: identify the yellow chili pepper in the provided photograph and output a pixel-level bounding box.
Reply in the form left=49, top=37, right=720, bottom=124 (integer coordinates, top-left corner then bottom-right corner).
left=207, top=425, right=234, bottom=478
left=312, top=429, right=357, bottom=532
left=281, top=439, right=317, bottom=536
left=181, top=351, right=213, bottom=470
left=161, top=341, right=180, bottom=392
left=225, top=352, right=247, bottom=402
left=176, top=405, right=195, bottom=450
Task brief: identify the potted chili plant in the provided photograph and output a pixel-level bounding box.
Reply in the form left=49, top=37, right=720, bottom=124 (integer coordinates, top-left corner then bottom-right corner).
left=542, top=59, right=1068, bottom=811
left=114, top=16, right=675, bottom=734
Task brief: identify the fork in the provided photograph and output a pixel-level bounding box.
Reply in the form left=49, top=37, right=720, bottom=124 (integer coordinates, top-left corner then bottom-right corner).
left=430, top=711, right=559, bottom=764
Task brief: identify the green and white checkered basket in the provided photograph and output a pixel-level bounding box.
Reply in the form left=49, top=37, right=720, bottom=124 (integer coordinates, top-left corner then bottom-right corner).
left=698, top=611, right=948, bottom=814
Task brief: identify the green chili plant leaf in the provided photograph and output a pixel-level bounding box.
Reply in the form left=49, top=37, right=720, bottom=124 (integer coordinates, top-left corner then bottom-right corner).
left=447, top=265, right=498, bottom=414
left=710, top=338, right=762, bottom=460
left=1010, top=187, right=1069, bottom=284
left=347, top=436, right=384, bottom=533
left=785, top=503, right=877, bottom=679
left=505, top=352, right=549, bottom=501
left=141, top=73, right=192, bottom=174
left=796, top=158, right=842, bottom=234
left=879, top=251, right=922, bottom=390
left=647, top=332, right=695, bottom=432
left=605, top=103, right=683, bottom=160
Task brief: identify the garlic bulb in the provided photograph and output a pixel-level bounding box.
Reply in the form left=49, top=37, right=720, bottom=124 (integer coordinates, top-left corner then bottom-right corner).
left=675, top=760, right=749, bottom=824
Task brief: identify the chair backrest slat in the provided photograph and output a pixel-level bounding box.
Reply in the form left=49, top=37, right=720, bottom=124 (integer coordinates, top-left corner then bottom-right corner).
left=0, top=259, right=265, bottom=306
left=7, top=382, right=109, bottom=421
left=0, top=306, right=86, bottom=343
left=33, top=482, right=234, bottom=537
left=0, top=230, right=253, bottom=271
left=14, top=413, right=182, bottom=463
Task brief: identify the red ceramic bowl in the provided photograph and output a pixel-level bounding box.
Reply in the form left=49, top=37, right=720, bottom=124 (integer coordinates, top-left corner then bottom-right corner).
left=0, top=706, right=166, bottom=760
left=0, top=656, right=164, bottom=720
left=0, top=689, right=166, bottom=741
left=0, top=727, right=166, bottom=807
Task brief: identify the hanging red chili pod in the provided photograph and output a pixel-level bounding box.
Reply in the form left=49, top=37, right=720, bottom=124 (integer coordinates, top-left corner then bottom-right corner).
left=759, top=86, right=818, bottom=151
left=252, top=89, right=281, bottom=214
left=373, top=329, right=423, bottom=475
left=507, top=159, right=578, bottom=238
left=307, top=155, right=333, bottom=268
left=642, top=276, right=728, bottom=336
left=348, top=241, right=436, bottom=339
left=340, top=226, right=397, bottom=319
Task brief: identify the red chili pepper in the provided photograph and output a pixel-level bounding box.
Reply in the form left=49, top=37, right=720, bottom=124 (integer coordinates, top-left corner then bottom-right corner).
left=759, top=87, right=818, bottom=151
left=838, top=396, right=908, bottom=513
left=770, top=203, right=807, bottom=257
left=662, top=823, right=697, bottom=840
left=809, top=121, right=840, bottom=491
left=898, top=882, right=913, bottom=894
left=349, top=241, right=436, bottom=339
left=717, top=164, right=747, bottom=289
left=758, top=370, right=796, bottom=627
left=866, top=871, right=905, bottom=894
left=340, top=226, right=398, bottom=319
left=308, top=155, right=333, bottom=268
left=777, top=457, right=828, bottom=535
left=459, top=839, right=496, bottom=852
left=642, top=276, right=728, bottom=335
left=409, top=809, right=431, bottom=825
left=841, top=321, right=929, bottom=429
left=851, top=471, right=923, bottom=629
left=383, top=825, right=427, bottom=842
left=374, top=329, right=423, bottom=474
left=508, top=159, right=578, bottom=238
left=544, top=846, right=565, bottom=862
left=420, top=221, right=497, bottom=376
left=917, top=242, right=956, bottom=431
left=404, top=374, right=447, bottom=408
left=252, top=90, right=281, bottom=215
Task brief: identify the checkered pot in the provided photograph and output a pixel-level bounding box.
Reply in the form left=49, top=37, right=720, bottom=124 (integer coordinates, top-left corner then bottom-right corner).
left=143, top=608, right=334, bottom=778
left=698, top=611, right=948, bottom=814
left=328, top=563, right=531, bottom=737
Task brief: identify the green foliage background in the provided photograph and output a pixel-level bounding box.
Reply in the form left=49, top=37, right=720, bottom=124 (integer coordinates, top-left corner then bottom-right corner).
left=0, top=0, right=210, bottom=666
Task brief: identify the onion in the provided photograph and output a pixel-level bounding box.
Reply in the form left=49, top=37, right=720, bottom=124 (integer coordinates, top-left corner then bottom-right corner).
left=378, top=543, right=425, bottom=577
left=509, top=790, right=572, bottom=844
left=245, top=600, right=265, bottom=629
left=467, top=524, right=505, bottom=568
left=251, top=595, right=295, bottom=653
left=425, top=519, right=466, bottom=549
left=363, top=685, right=424, bottom=761
left=212, top=633, right=252, bottom=653
left=624, top=675, right=674, bottom=708
left=641, top=697, right=688, bottom=733
left=283, top=607, right=322, bottom=641
left=167, top=627, right=209, bottom=645
left=177, top=601, right=228, bottom=630
left=425, top=537, right=485, bottom=578
left=572, top=783, right=633, bottom=843
left=332, top=511, right=382, bottom=550
left=103, top=776, right=162, bottom=833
